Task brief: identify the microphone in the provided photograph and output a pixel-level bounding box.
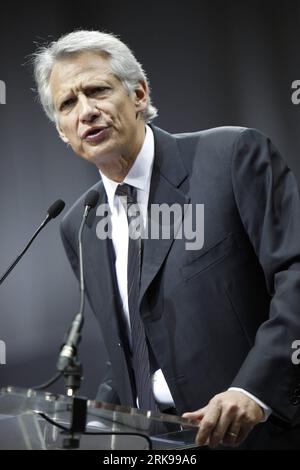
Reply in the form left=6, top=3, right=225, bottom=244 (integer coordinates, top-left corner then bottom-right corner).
left=0, top=199, right=65, bottom=286
left=47, top=199, right=66, bottom=220
left=57, top=190, right=99, bottom=386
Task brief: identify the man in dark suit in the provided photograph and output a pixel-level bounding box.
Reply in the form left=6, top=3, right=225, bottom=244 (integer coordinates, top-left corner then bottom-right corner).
left=34, top=30, right=300, bottom=449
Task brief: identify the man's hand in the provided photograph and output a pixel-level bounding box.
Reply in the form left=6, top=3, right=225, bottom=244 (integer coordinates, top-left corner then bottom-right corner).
left=182, top=390, right=263, bottom=448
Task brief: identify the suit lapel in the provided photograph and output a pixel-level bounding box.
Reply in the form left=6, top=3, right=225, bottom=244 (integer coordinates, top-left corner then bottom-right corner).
left=140, top=126, right=190, bottom=304
left=83, top=184, right=122, bottom=344
left=83, top=183, right=136, bottom=405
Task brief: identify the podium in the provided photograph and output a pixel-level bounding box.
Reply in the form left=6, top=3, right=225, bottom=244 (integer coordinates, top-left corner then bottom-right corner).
left=0, top=387, right=199, bottom=450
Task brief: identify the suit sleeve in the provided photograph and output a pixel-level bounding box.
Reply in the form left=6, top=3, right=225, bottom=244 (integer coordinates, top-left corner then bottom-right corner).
left=230, top=128, right=300, bottom=423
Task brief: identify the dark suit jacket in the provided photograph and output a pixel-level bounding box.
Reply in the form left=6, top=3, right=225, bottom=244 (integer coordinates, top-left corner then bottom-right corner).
left=61, top=125, right=300, bottom=448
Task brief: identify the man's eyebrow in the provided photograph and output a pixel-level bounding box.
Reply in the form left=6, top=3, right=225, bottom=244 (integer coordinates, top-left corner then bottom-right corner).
left=55, top=79, right=114, bottom=108
left=83, top=80, right=111, bottom=88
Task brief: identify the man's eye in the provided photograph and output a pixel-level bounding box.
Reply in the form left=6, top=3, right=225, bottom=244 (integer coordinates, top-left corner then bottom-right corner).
left=60, top=98, right=75, bottom=110
left=88, top=87, right=109, bottom=96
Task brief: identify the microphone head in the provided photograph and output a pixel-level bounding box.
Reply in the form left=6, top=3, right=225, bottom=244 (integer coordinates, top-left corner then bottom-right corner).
left=84, top=190, right=99, bottom=209
left=47, top=199, right=65, bottom=219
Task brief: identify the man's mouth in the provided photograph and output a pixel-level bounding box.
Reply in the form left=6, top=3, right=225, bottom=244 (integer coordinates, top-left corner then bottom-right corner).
left=82, top=126, right=110, bottom=143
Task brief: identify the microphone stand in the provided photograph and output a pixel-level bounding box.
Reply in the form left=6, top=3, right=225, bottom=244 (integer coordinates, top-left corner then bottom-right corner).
left=56, top=205, right=90, bottom=397
left=55, top=193, right=98, bottom=450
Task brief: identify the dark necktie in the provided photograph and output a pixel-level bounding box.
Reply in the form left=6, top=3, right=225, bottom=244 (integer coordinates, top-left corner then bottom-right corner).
left=115, top=183, right=158, bottom=411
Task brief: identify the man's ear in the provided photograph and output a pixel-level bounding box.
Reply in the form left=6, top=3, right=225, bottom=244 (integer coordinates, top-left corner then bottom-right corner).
left=134, top=80, right=148, bottom=112
left=57, top=124, right=69, bottom=144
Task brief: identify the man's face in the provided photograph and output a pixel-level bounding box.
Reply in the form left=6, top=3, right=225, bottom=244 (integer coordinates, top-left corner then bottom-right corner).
left=49, top=51, right=148, bottom=175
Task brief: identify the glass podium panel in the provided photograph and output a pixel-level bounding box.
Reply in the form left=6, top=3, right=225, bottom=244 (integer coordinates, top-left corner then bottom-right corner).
left=0, top=387, right=199, bottom=450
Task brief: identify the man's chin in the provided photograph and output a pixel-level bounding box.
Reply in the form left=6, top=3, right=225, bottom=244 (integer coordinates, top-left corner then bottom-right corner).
left=82, top=150, right=117, bottom=168
left=82, top=153, right=105, bottom=167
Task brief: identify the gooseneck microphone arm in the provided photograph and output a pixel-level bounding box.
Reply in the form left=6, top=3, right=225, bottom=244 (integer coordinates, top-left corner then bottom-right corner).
left=0, top=221, right=46, bottom=286
left=56, top=213, right=87, bottom=373
left=0, top=200, right=65, bottom=286
left=78, top=205, right=89, bottom=316
left=56, top=190, right=99, bottom=396
left=0, top=198, right=67, bottom=393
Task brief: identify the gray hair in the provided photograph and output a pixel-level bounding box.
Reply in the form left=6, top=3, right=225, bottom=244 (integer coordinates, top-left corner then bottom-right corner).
left=33, top=30, right=158, bottom=123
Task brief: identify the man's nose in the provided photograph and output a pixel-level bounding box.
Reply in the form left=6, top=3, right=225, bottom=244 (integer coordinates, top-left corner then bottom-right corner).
left=78, top=96, right=100, bottom=123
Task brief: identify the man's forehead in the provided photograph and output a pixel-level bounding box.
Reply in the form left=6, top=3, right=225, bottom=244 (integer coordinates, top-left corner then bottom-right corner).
left=51, top=51, right=112, bottom=78
left=49, top=51, right=116, bottom=96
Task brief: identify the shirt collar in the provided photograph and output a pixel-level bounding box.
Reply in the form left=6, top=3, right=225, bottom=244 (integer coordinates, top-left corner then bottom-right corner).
left=100, top=125, right=155, bottom=212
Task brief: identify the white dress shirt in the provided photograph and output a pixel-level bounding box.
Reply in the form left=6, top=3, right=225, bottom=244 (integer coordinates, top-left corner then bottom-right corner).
left=100, top=125, right=174, bottom=406
left=100, top=125, right=272, bottom=418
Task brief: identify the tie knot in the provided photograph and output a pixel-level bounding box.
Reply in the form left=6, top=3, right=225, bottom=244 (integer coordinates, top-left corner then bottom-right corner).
left=115, top=184, right=138, bottom=204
